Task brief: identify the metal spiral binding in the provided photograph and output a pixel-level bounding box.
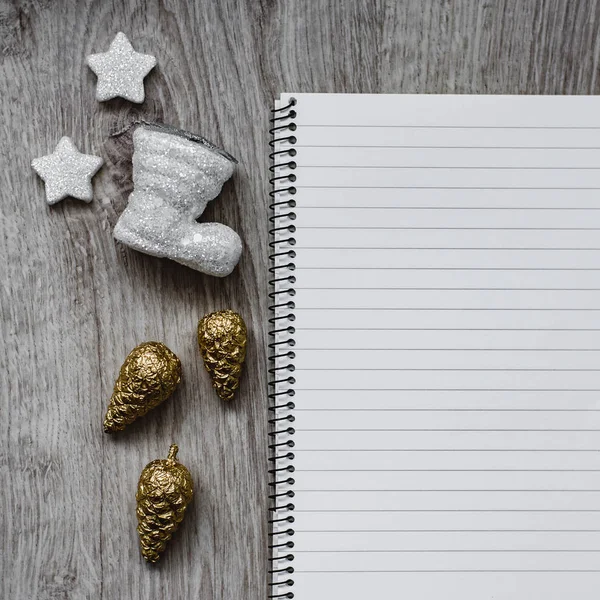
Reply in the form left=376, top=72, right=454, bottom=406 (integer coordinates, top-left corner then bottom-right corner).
left=268, top=97, right=297, bottom=600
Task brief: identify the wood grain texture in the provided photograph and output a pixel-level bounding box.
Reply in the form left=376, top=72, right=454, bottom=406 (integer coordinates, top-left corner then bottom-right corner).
left=1, top=0, right=600, bottom=598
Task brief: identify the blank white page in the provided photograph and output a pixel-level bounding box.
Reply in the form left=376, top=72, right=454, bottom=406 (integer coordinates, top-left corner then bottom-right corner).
left=269, top=93, right=600, bottom=600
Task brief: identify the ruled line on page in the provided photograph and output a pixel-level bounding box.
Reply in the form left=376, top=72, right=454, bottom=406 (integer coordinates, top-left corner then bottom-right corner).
left=293, top=309, right=600, bottom=312
left=296, top=328, right=600, bottom=331
left=294, top=509, right=600, bottom=513
left=294, top=469, right=600, bottom=472
left=301, top=165, right=600, bottom=170
left=293, top=409, right=600, bottom=412
left=294, top=368, right=600, bottom=372
left=293, top=429, right=600, bottom=432
left=294, top=265, right=600, bottom=267
left=293, top=549, right=600, bottom=552
left=301, top=165, right=600, bottom=171
left=295, top=247, right=600, bottom=250
left=299, top=186, right=600, bottom=190
left=299, top=125, right=600, bottom=130
left=295, top=206, right=600, bottom=209
left=295, top=145, right=600, bottom=149
left=294, top=389, right=600, bottom=392
left=294, top=569, right=600, bottom=573
left=294, top=528, right=600, bottom=533
left=291, top=449, right=600, bottom=452
left=296, top=491, right=600, bottom=493
left=293, top=288, right=600, bottom=291
left=292, top=347, right=600, bottom=350
left=295, top=228, right=600, bottom=232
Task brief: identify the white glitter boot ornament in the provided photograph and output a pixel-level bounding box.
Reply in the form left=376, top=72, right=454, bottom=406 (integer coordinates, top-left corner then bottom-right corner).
left=113, top=124, right=242, bottom=277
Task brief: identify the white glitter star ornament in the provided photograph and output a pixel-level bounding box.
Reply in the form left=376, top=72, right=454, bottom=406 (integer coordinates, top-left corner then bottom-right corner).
left=86, top=32, right=157, bottom=103
left=31, top=137, right=103, bottom=205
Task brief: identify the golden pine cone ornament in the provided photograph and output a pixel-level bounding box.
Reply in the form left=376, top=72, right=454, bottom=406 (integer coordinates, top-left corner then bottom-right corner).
left=103, top=342, right=181, bottom=433
left=136, top=444, right=193, bottom=563
left=197, top=310, right=247, bottom=400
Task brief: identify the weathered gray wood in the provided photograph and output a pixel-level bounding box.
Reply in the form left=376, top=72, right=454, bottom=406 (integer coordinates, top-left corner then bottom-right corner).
left=2, top=0, right=600, bottom=598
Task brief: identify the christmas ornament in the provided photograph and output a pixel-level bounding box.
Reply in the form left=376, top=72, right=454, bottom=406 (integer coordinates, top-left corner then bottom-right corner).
left=197, top=310, right=247, bottom=400
left=31, top=137, right=103, bottom=205
left=103, top=342, right=181, bottom=433
left=113, top=124, right=242, bottom=276
left=86, top=32, right=156, bottom=103
left=136, top=444, right=193, bottom=563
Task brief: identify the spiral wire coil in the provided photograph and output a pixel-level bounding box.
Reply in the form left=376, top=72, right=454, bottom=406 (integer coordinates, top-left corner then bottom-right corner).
left=268, top=97, right=297, bottom=599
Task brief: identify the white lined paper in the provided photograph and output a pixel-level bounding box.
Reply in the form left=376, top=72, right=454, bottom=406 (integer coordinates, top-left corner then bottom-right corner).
left=271, top=93, right=600, bottom=599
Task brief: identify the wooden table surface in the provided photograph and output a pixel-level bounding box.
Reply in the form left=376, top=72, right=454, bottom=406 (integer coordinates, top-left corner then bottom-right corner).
left=2, top=1, right=600, bottom=598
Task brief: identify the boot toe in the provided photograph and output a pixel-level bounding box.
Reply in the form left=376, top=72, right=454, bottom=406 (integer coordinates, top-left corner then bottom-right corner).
left=180, top=223, right=242, bottom=276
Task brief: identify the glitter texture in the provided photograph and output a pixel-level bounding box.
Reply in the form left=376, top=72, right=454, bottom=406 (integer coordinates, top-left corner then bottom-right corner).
left=113, top=125, right=242, bottom=277
left=86, top=32, right=156, bottom=103
left=31, top=137, right=103, bottom=205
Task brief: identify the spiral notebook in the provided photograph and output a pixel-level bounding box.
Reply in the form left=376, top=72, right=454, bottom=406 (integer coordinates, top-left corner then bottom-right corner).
left=268, top=93, right=600, bottom=599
